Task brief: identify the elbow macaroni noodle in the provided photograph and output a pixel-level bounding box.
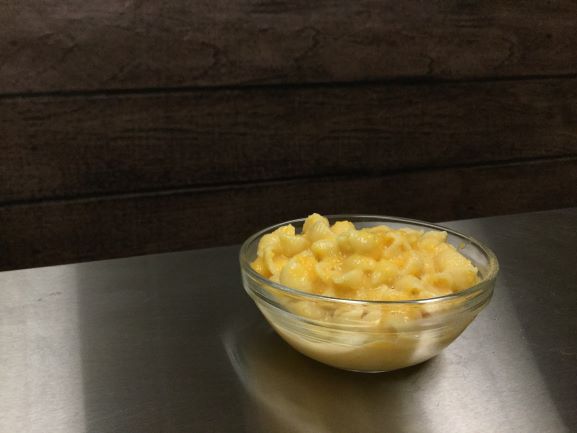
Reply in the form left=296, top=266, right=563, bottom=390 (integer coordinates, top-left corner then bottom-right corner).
left=251, top=213, right=479, bottom=301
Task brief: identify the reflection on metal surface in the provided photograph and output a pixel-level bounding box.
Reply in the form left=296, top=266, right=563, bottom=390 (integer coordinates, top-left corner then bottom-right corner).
left=224, top=317, right=433, bottom=433
left=224, top=302, right=568, bottom=433
left=0, top=268, right=85, bottom=433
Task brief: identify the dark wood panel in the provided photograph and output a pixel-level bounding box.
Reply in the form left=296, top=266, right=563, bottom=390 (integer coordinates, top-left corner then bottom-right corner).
left=1, top=157, right=575, bottom=271
left=1, top=1, right=576, bottom=94
left=2, top=78, right=577, bottom=203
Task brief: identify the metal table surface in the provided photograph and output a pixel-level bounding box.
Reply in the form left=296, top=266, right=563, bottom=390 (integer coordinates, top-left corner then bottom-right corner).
left=1, top=208, right=576, bottom=433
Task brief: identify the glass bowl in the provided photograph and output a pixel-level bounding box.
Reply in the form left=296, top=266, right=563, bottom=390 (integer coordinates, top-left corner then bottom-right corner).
left=239, top=215, right=499, bottom=373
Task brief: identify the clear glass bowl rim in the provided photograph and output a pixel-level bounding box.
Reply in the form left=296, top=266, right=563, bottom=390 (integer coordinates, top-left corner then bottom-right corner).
left=240, top=214, right=499, bottom=306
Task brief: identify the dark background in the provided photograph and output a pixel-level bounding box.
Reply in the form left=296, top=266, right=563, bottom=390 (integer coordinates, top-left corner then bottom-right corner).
left=1, top=1, right=576, bottom=271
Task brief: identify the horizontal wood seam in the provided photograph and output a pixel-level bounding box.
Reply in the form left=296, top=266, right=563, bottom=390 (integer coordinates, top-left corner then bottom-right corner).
left=2, top=72, right=577, bottom=101
left=2, top=154, right=576, bottom=209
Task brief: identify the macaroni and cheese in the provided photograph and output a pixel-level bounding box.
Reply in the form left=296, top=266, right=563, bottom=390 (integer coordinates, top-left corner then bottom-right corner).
left=251, top=213, right=479, bottom=302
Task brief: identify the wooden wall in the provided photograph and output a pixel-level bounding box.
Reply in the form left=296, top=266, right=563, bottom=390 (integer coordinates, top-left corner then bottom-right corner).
left=1, top=1, right=576, bottom=270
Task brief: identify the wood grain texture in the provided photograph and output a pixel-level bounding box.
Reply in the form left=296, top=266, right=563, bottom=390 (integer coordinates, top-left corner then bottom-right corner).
left=1, top=1, right=577, bottom=94
left=2, top=78, right=577, bottom=203
left=1, top=157, right=576, bottom=271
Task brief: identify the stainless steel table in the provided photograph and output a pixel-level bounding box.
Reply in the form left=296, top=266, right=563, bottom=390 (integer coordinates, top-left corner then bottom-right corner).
left=1, top=208, right=576, bottom=433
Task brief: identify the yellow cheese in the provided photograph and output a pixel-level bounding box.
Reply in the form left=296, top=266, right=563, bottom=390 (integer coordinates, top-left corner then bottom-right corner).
left=251, top=213, right=479, bottom=301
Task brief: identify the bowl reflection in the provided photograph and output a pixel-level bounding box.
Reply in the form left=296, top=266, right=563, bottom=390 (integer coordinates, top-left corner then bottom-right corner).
left=223, top=316, right=438, bottom=433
